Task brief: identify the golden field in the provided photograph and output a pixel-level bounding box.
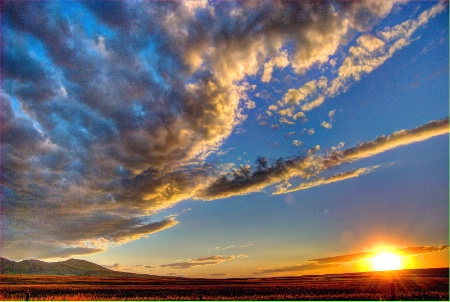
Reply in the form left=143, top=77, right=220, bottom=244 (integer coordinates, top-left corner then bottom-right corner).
left=0, top=268, right=448, bottom=301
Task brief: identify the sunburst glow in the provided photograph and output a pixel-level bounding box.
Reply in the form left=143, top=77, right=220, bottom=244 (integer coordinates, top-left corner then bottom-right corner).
left=370, top=252, right=402, bottom=271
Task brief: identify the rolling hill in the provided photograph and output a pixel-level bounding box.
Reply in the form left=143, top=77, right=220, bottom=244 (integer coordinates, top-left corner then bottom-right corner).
left=0, top=257, right=155, bottom=278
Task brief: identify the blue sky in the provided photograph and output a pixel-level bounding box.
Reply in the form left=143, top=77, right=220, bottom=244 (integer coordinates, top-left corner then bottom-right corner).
left=1, top=0, right=448, bottom=278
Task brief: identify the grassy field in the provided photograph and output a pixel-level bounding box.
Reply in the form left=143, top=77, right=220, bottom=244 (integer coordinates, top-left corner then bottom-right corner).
left=0, top=268, right=448, bottom=300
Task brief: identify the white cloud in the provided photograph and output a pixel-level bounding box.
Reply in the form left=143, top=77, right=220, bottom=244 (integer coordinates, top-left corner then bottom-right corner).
left=278, top=108, right=293, bottom=117
left=245, top=100, right=256, bottom=109
left=261, top=51, right=289, bottom=82
left=282, top=80, right=317, bottom=106
left=293, top=112, right=307, bottom=123
left=279, top=117, right=295, bottom=125
left=292, top=140, right=303, bottom=147
left=328, top=110, right=336, bottom=121
left=301, top=96, right=325, bottom=111
left=321, top=121, right=332, bottom=129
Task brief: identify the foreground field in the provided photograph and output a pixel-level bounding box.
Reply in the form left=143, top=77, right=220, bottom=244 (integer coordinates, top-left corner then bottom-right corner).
left=0, top=268, right=448, bottom=300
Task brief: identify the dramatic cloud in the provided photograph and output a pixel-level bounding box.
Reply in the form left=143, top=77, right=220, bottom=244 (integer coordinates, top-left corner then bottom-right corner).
left=160, top=254, right=247, bottom=269
left=268, top=1, right=446, bottom=121
left=330, top=1, right=448, bottom=95
left=1, top=0, right=447, bottom=260
left=198, top=118, right=448, bottom=200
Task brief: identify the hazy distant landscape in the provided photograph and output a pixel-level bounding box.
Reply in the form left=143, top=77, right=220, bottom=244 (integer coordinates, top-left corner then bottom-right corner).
left=0, top=258, right=448, bottom=301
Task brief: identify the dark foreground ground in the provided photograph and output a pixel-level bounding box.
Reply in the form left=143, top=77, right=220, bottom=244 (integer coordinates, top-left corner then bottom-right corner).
left=0, top=267, right=448, bottom=300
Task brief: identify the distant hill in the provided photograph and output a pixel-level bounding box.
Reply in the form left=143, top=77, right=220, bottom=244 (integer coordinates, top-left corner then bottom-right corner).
left=0, top=257, right=157, bottom=278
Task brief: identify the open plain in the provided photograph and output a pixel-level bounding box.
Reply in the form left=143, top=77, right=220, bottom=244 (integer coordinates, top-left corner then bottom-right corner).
left=0, top=268, right=448, bottom=301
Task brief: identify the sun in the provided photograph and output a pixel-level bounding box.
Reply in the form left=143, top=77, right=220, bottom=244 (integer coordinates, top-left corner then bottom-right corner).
left=370, top=252, right=402, bottom=271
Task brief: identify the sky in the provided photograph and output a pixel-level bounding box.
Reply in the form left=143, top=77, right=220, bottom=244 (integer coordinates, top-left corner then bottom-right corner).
left=1, top=0, right=448, bottom=278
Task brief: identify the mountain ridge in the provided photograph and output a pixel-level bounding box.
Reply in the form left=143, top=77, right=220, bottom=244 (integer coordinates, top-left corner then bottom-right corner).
left=0, top=257, right=159, bottom=278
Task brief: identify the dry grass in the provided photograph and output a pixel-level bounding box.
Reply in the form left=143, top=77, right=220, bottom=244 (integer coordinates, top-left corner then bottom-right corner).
left=0, top=268, right=448, bottom=300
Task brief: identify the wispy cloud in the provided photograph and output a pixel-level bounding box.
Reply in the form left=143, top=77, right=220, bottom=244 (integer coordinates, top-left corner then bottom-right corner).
left=309, top=245, right=449, bottom=265
left=240, top=244, right=254, bottom=248
left=216, top=148, right=236, bottom=157
left=103, top=263, right=156, bottom=273
left=198, top=118, right=448, bottom=200
left=268, top=1, right=446, bottom=122
left=160, top=254, right=247, bottom=270
left=207, top=243, right=250, bottom=251
left=256, top=244, right=448, bottom=275
left=258, top=263, right=338, bottom=274
left=337, top=118, right=449, bottom=161
left=275, top=166, right=380, bottom=194
left=211, top=273, right=228, bottom=277
left=222, top=245, right=236, bottom=250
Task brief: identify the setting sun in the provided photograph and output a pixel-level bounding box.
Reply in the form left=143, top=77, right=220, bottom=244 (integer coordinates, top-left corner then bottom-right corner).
left=370, top=252, right=402, bottom=271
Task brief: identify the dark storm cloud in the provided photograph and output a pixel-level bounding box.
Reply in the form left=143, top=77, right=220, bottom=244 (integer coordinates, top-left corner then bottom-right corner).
left=1, top=0, right=413, bottom=258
